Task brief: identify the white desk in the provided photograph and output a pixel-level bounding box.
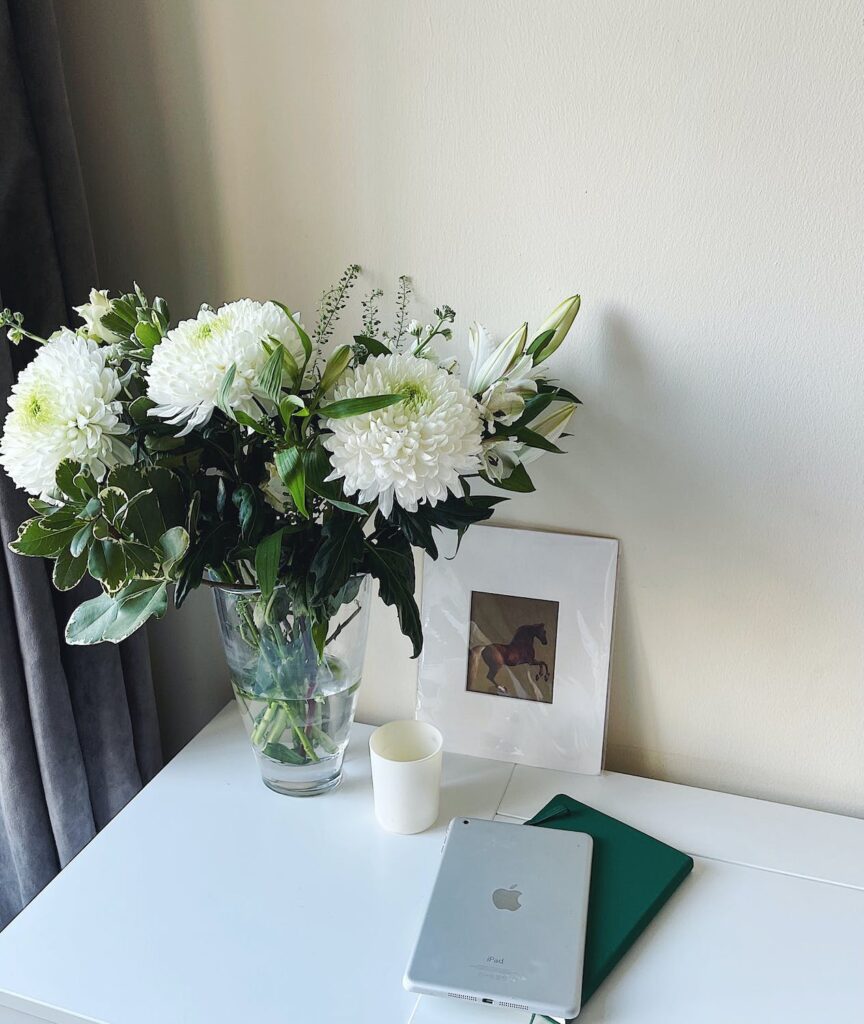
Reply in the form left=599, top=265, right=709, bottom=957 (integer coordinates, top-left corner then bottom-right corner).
left=0, top=704, right=861, bottom=1024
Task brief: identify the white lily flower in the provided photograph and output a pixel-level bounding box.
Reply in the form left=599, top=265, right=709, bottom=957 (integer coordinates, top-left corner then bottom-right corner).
left=479, top=380, right=525, bottom=427
left=532, top=295, right=581, bottom=364
left=480, top=436, right=523, bottom=481
left=73, top=288, right=123, bottom=344
left=519, top=400, right=577, bottom=464
left=502, top=353, right=543, bottom=396
left=466, top=321, right=528, bottom=395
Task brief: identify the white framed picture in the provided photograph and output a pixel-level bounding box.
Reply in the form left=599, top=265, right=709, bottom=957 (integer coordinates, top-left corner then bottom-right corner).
left=416, top=525, right=618, bottom=774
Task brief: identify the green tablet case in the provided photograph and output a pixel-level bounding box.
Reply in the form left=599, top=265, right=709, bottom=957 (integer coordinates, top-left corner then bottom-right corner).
left=527, top=793, right=694, bottom=1011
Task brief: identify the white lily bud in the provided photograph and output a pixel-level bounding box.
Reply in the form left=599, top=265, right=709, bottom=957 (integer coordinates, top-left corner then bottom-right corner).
left=320, top=344, right=352, bottom=392
left=466, top=321, right=528, bottom=394
left=533, top=295, right=580, bottom=364
left=519, top=400, right=577, bottom=464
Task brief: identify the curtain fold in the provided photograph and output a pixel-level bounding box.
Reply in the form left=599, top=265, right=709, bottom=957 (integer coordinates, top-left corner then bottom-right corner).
left=0, top=0, right=161, bottom=928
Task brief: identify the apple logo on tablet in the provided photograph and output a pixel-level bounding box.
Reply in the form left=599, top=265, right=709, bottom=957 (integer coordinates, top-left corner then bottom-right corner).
left=492, top=884, right=522, bottom=911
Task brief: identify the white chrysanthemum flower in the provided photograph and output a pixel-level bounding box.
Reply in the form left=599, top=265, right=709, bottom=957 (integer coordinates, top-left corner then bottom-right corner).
left=73, top=288, right=122, bottom=343
left=322, top=353, right=483, bottom=516
left=146, top=299, right=305, bottom=434
left=0, top=329, right=131, bottom=496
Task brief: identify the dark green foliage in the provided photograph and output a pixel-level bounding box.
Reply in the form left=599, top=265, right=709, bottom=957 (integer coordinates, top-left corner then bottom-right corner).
left=362, top=532, right=422, bottom=658
left=310, top=514, right=366, bottom=606
left=3, top=276, right=580, bottom=654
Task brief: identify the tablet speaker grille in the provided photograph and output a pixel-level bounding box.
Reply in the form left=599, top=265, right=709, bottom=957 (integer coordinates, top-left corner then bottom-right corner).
left=448, top=993, right=478, bottom=1001
left=498, top=1001, right=531, bottom=1011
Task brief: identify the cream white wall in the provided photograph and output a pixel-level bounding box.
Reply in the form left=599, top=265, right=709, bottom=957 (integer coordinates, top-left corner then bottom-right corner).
left=54, top=0, right=863, bottom=815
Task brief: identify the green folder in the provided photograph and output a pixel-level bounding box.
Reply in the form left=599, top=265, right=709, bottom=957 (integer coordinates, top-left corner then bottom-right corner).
left=526, top=793, right=694, bottom=1019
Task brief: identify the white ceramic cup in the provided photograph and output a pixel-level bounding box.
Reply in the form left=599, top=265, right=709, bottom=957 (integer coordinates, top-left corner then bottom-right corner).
left=369, top=720, right=443, bottom=834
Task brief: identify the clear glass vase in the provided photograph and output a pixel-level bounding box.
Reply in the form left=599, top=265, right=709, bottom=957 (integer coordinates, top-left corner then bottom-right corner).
left=212, top=576, right=371, bottom=796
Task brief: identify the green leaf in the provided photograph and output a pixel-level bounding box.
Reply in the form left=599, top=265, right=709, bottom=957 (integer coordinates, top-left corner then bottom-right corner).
left=483, top=462, right=536, bottom=493
left=53, top=545, right=88, bottom=591
left=129, top=396, right=157, bottom=425
left=309, top=515, right=365, bottom=604
left=158, top=526, right=189, bottom=574
left=102, top=581, right=168, bottom=642
left=303, top=445, right=365, bottom=514
left=98, top=486, right=129, bottom=524
left=279, top=395, right=308, bottom=425
left=255, top=529, right=284, bottom=601
left=526, top=328, right=555, bottom=358
left=312, top=620, right=328, bottom=661
left=10, top=518, right=79, bottom=558
left=28, top=497, right=58, bottom=516
left=317, top=394, right=403, bottom=419
left=186, top=490, right=201, bottom=537
left=216, top=363, right=237, bottom=419
left=319, top=344, right=352, bottom=393
left=272, top=302, right=312, bottom=367
left=262, top=741, right=305, bottom=765
left=363, top=536, right=422, bottom=657
left=542, top=383, right=581, bottom=405
left=232, top=483, right=260, bottom=539
left=134, top=321, right=161, bottom=350
left=274, top=447, right=307, bottom=517
left=233, top=410, right=272, bottom=435
left=73, top=468, right=98, bottom=499
left=88, top=540, right=127, bottom=593
left=385, top=493, right=507, bottom=557
left=70, top=522, right=94, bottom=558
left=65, top=591, right=122, bottom=644
left=279, top=344, right=300, bottom=387
left=144, top=434, right=185, bottom=452
left=512, top=426, right=565, bottom=454
left=256, top=344, right=284, bottom=404
left=107, top=465, right=185, bottom=546
left=39, top=506, right=79, bottom=532
left=353, top=335, right=391, bottom=358
left=123, top=541, right=160, bottom=575
left=65, top=577, right=163, bottom=645
left=153, top=297, right=170, bottom=332
left=55, top=460, right=83, bottom=503
left=175, top=520, right=235, bottom=607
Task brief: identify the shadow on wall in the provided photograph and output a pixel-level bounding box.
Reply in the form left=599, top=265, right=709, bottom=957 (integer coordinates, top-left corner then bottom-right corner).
left=56, top=0, right=227, bottom=315
left=56, top=0, right=233, bottom=759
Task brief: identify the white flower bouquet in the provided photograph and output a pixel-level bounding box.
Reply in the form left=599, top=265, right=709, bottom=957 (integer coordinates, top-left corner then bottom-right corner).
left=0, top=267, right=580, bottom=790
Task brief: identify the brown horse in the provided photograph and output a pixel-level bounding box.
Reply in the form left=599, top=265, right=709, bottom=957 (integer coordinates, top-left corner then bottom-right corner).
left=471, top=623, right=550, bottom=694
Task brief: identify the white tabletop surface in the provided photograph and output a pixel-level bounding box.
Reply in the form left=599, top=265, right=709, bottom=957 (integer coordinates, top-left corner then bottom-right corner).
left=0, top=706, right=513, bottom=1024
left=0, top=703, right=862, bottom=1024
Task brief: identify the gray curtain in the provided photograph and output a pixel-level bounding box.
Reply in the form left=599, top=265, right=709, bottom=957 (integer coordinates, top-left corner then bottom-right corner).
left=0, top=0, right=162, bottom=928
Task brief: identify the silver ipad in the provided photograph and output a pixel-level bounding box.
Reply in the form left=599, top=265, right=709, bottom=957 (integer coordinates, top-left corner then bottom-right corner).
left=404, top=818, right=592, bottom=1019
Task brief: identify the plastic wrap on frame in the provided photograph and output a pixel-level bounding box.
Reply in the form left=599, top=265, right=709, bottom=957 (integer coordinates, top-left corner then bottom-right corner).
left=416, top=525, right=618, bottom=775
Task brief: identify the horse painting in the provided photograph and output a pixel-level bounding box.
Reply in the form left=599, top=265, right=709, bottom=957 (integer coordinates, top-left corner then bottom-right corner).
left=468, top=623, right=552, bottom=701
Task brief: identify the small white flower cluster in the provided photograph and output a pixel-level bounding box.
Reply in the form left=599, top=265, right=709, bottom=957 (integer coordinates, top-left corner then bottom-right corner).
left=146, top=299, right=306, bottom=434
left=0, top=329, right=131, bottom=496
